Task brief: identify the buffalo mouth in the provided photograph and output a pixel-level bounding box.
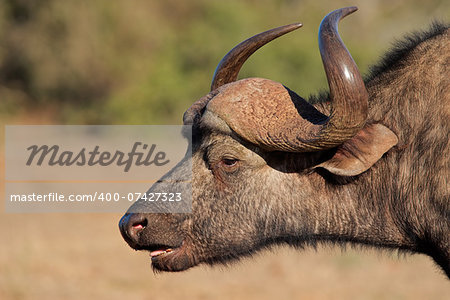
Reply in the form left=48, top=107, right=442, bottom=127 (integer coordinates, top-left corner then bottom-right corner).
left=142, top=242, right=195, bottom=272
left=146, top=245, right=180, bottom=262
left=149, top=246, right=174, bottom=258
left=145, top=244, right=178, bottom=259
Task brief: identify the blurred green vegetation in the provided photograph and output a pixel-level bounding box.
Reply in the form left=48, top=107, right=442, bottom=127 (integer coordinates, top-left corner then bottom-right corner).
left=0, top=0, right=448, bottom=124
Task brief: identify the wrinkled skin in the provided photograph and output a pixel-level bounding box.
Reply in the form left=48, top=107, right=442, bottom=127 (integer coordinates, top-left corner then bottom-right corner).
left=120, top=24, right=449, bottom=276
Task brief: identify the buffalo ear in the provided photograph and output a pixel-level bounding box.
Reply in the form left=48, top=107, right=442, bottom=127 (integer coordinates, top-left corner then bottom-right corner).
left=316, top=124, right=398, bottom=176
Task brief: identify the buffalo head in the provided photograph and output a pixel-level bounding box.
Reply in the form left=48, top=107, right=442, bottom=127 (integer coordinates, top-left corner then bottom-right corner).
left=119, top=7, right=399, bottom=272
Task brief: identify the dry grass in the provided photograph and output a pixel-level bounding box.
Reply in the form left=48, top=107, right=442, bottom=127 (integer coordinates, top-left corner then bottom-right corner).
left=0, top=214, right=449, bottom=300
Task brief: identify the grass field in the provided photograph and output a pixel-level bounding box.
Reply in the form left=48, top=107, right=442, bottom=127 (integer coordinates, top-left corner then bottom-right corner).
left=0, top=213, right=449, bottom=300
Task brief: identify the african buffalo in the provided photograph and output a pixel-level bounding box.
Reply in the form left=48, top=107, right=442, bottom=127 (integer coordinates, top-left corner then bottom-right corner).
left=119, top=7, right=450, bottom=277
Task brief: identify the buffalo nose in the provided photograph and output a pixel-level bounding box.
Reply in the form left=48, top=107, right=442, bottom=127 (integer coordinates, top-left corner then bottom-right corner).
left=119, top=213, right=148, bottom=248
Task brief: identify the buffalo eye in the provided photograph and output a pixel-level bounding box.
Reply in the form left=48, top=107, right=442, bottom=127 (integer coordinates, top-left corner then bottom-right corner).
left=219, top=157, right=239, bottom=172
left=222, top=158, right=237, bottom=166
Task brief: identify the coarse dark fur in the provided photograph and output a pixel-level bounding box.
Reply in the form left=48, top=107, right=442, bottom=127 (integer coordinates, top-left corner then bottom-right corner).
left=120, top=22, right=449, bottom=277
left=366, top=21, right=449, bottom=82
left=312, top=21, right=450, bottom=273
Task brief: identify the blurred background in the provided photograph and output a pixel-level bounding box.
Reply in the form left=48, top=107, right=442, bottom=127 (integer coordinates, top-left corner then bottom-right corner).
left=1, top=0, right=449, bottom=299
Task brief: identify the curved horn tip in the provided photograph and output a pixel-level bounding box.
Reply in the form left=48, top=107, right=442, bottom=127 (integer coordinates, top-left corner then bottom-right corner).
left=210, top=22, right=303, bottom=91
left=290, top=22, right=303, bottom=29
left=335, top=6, right=358, bottom=18
left=319, top=7, right=358, bottom=38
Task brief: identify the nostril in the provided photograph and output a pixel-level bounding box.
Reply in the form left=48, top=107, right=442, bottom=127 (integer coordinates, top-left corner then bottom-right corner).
left=128, top=214, right=147, bottom=237
left=131, top=217, right=147, bottom=232
left=119, top=213, right=148, bottom=247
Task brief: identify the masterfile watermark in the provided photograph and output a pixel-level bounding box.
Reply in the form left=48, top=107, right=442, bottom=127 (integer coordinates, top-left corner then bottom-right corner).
left=5, top=125, right=192, bottom=213
left=26, top=142, right=170, bottom=172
